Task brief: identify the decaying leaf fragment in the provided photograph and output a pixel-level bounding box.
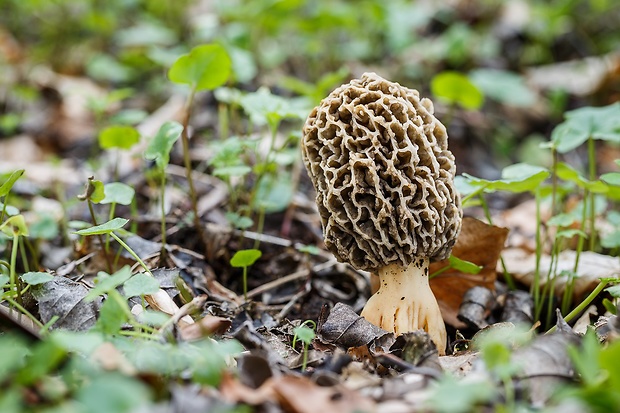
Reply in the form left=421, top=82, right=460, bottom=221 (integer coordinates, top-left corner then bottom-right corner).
left=430, top=217, right=509, bottom=327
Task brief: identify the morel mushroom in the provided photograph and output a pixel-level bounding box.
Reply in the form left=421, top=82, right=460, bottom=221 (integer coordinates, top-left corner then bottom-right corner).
left=302, top=72, right=462, bottom=354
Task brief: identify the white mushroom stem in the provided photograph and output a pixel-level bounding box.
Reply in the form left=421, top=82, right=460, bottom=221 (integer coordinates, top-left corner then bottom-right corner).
left=360, top=258, right=447, bottom=355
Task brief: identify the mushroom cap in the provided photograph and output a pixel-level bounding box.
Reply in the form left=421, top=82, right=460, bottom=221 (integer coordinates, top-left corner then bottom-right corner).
left=302, top=72, right=462, bottom=272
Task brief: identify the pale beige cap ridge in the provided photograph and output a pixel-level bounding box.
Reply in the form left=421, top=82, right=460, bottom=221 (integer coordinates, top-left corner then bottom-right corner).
left=302, top=72, right=462, bottom=272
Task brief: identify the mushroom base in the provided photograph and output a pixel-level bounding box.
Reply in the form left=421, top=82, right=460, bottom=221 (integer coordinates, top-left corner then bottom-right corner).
left=360, top=258, right=447, bottom=355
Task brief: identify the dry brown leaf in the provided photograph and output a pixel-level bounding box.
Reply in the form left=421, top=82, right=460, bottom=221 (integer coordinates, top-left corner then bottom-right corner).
left=502, top=248, right=620, bottom=299
left=180, top=315, right=232, bottom=341
left=430, top=217, right=509, bottom=328
left=144, top=289, right=194, bottom=327
left=271, top=375, right=375, bottom=413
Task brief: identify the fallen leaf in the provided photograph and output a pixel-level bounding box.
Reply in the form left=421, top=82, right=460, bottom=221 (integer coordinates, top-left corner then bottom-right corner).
left=430, top=217, right=509, bottom=327
left=271, top=375, right=375, bottom=413
left=501, top=248, right=620, bottom=299
left=180, top=315, right=232, bottom=340
left=31, top=277, right=101, bottom=331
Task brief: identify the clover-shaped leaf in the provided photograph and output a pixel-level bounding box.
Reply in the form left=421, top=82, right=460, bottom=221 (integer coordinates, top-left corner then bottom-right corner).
left=168, top=44, right=231, bottom=91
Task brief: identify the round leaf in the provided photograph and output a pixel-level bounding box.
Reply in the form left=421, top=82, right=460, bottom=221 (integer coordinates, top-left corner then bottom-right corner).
left=101, top=183, right=135, bottom=205
left=122, top=273, right=160, bottom=298
left=431, top=71, right=484, bottom=110
left=168, top=44, right=231, bottom=91
left=21, top=272, right=54, bottom=285
left=99, top=126, right=140, bottom=150
left=230, top=249, right=262, bottom=268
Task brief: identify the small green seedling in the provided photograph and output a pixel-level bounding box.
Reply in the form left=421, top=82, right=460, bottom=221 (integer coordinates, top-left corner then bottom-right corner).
left=168, top=44, right=232, bottom=253
left=229, top=249, right=262, bottom=301
left=144, top=121, right=184, bottom=254
left=292, top=320, right=316, bottom=371
left=78, top=176, right=113, bottom=273
left=74, top=218, right=152, bottom=277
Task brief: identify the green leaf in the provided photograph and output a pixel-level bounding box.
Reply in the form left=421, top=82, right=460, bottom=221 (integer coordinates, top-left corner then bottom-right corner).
left=606, top=284, right=620, bottom=298
left=101, top=182, right=135, bottom=206
left=556, top=162, right=608, bottom=193
left=123, top=273, right=160, bottom=298
left=463, top=163, right=549, bottom=194
left=213, top=165, right=252, bottom=178
left=144, top=121, right=183, bottom=169
left=76, top=373, right=152, bottom=413
left=252, top=173, right=294, bottom=213
left=90, top=179, right=105, bottom=203
left=568, top=330, right=601, bottom=386
left=426, top=374, right=495, bottom=413
left=293, top=325, right=315, bottom=344
left=448, top=255, right=482, bottom=274
left=225, top=212, right=253, bottom=230
left=556, top=229, right=587, bottom=240
left=599, top=339, right=620, bottom=392
left=551, top=103, right=620, bottom=153
left=601, top=230, right=620, bottom=249
left=0, top=214, right=28, bottom=237
left=431, top=71, right=484, bottom=110
left=602, top=172, right=620, bottom=186
left=94, top=293, right=129, bottom=335
left=0, top=274, right=9, bottom=288
left=547, top=213, right=577, bottom=227
left=0, top=169, right=24, bottom=197
left=15, top=340, right=66, bottom=385
left=168, top=44, right=231, bottom=91
left=239, top=87, right=308, bottom=126
left=230, top=249, right=262, bottom=268
left=603, top=298, right=617, bottom=315
left=469, top=69, right=535, bottom=107
left=86, top=266, right=133, bottom=301
left=21, top=272, right=54, bottom=285
left=51, top=330, right=105, bottom=355
left=297, top=244, right=321, bottom=255
left=98, top=125, right=140, bottom=150
left=74, top=218, right=128, bottom=236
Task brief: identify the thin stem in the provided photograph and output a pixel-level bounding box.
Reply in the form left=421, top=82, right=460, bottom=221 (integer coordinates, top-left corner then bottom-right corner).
left=4, top=297, right=45, bottom=329
left=480, top=194, right=516, bottom=290
left=546, top=280, right=608, bottom=334
left=10, top=234, right=19, bottom=302
left=588, top=137, right=597, bottom=251
left=110, top=232, right=153, bottom=276
left=532, top=188, right=542, bottom=316
left=105, top=202, right=117, bottom=252
left=253, top=207, right=266, bottom=250
left=87, top=199, right=113, bottom=274
left=242, top=266, right=248, bottom=301
left=160, top=172, right=168, bottom=256
left=180, top=87, right=207, bottom=254
left=18, top=237, right=29, bottom=273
